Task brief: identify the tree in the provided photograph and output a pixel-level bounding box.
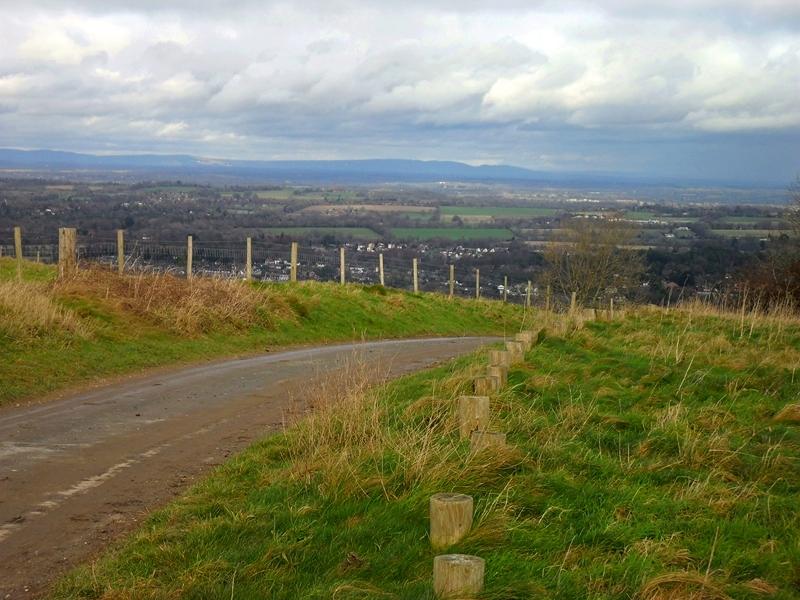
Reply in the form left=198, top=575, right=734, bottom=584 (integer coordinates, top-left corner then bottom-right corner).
left=544, top=217, right=643, bottom=307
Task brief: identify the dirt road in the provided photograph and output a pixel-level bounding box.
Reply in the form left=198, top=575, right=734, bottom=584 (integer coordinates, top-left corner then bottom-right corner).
left=0, top=336, right=495, bottom=598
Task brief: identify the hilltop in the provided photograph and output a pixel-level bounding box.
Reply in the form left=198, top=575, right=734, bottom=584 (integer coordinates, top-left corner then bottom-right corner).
left=51, top=303, right=800, bottom=598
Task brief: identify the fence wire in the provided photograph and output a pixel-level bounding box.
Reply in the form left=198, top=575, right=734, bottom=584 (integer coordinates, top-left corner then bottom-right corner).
left=0, top=237, right=546, bottom=306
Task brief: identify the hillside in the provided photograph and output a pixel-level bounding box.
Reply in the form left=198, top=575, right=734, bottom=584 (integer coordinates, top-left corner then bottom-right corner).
left=52, top=306, right=800, bottom=598
left=0, top=258, right=523, bottom=405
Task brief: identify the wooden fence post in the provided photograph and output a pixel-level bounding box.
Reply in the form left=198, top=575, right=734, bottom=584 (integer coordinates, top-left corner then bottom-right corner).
left=14, top=226, right=22, bottom=279
left=58, top=227, right=77, bottom=278
left=433, top=555, right=484, bottom=599
left=503, top=275, right=508, bottom=302
left=116, top=229, right=125, bottom=274
left=458, top=395, right=489, bottom=438
left=449, top=264, right=455, bottom=299
left=36, top=250, right=40, bottom=264
left=379, top=252, right=385, bottom=286
left=246, top=237, right=252, bottom=281
left=290, top=241, right=298, bottom=282
left=610, top=297, right=614, bottom=318
left=339, top=247, right=346, bottom=285
left=570, top=291, right=577, bottom=314
left=475, top=269, right=480, bottom=300
left=413, top=258, right=419, bottom=293
left=430, top=493, right=473, bottom=549
left=526, top=281, right=532, bottom=309
left=545, top=285, right=551, bottom=311
left=186, top=235, right=193, bottom=280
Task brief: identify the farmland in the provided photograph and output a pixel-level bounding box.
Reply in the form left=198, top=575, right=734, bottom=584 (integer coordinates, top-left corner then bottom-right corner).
left=390, top=227, right=514, bottom=241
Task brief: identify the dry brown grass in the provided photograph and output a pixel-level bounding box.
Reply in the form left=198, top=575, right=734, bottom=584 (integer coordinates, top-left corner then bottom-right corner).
left=54, top=266, right=296, bottom=335
left=0, top=279, right=92, bottom=340
left=638, top=571, right=731, bottom=600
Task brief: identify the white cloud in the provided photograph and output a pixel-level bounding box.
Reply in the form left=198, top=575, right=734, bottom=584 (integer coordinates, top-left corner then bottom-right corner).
left=0, top=0, right=797, bottom=181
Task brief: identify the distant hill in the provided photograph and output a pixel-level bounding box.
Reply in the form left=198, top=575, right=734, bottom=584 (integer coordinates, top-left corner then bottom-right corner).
left=0, top=148, right=649, bottom=186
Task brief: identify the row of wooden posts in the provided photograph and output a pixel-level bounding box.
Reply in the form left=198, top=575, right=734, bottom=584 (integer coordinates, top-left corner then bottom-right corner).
left=8, top=227, right=548, bottom=304
left=430, top=329, right=539, bottom=598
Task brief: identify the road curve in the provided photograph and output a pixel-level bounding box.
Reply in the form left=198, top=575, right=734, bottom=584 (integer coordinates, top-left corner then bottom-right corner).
left=0, top=336, right=496, bottom=598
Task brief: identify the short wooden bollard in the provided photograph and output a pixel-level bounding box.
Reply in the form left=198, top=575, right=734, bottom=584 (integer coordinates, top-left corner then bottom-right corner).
left=487, top=365, right=507, bottom=388
left=514, top=332, right=533, bottom=351
left=505, top=341, right=525, bottom=364
left=433, top=554, right=485, bottom=599
left=14, top=226, right=22, bottom=279
left=430, top=493, right=473, bottom=549
left=186, top=235, right=193, bottom=280
left=458, top=395, right=489, bottom=438
left=473, top=376, right=499, bottom=396
left=116, top=229, right=125, bottom=274
left=470, top=430, right=507, bottom=453
left=488, top=349, right=510, bottom=368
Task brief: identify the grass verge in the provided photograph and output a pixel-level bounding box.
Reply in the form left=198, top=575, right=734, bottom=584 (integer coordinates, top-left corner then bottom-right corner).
left=52, top=306, right=800, bottom=598
left=0, top=258, right=522, bottom=405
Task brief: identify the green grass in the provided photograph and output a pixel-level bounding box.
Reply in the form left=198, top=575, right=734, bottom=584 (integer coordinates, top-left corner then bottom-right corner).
left=390, top=227, right=514, bottom=241
left=51, top=307, right=800, bottom=598
left=260, top=227, right=379, bottom=239
left=0, top=259, right=522, bottom=405
left=440, top=206, right=559, bottom=218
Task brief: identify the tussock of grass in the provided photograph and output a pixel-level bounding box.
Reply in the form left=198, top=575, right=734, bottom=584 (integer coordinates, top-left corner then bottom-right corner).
left=0, top=279, right=92, bottom=340
left=52, top=307, right=800, bottom=598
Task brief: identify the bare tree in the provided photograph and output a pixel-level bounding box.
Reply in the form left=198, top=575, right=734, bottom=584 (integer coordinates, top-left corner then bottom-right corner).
left=788, top=176, right=800, bottom=236
left=544, top=216, right=643, bottom=307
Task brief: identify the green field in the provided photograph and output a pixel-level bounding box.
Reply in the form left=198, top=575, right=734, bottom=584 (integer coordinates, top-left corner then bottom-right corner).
left=441, top=206, right=559, bottom=218
left=261, top=227, right=379, bottom=239
left=53, top=308, right=800, bottom=598
left=390, top=227, right=514, bottom=240
left=718, top=217, right=788, bottom=226
left=0, top=259, right=522, bottom=405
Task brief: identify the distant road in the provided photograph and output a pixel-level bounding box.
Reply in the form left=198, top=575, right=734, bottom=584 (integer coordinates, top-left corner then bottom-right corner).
left=0, top=336, right=495, bottom=598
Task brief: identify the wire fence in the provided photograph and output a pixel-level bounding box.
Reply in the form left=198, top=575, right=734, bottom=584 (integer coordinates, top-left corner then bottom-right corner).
left=0, top=233, right=561, bottom=307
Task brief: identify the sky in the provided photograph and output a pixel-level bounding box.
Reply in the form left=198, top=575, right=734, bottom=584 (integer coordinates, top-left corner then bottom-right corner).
left=0, top=0, right=798, bottom=184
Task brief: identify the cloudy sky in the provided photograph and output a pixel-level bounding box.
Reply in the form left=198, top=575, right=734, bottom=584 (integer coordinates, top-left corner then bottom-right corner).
left=1, top=0, right=799, bottom=184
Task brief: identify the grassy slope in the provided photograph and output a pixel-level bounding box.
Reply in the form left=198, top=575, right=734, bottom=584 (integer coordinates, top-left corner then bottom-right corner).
left=0, top=258, right=522, bottom=405
left=53, top=308, right=800, bottom=599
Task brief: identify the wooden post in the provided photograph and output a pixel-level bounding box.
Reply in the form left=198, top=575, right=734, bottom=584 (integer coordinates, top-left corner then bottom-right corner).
left=449, top=264, right=455, bottom=299
left=545, top=285, right=552, bottom=311
left=514, top=332, right=533, bottom=351
left=430, top=493, right=473, bottom=549
left=413, top=258, right=419, bottom=293
left=433, top=554, right=485, bottom=599
left=58, top=227, right=77, bottom=278
left=14, top=226, right=22, bottom=279
left=290, top=241, right=298, bottom=282
left=379, top=253, right=385, bottom=286
left=570, top=291, right=577, bottom=314
left=475, top=269, right=480, bottom=300
left=186, top=235, right=193, bottom=280
left=245, top=237, right=253, bottom=281
left=473, top=376, right=499, bottom=396
left=36, top=249, right=40, bottom=264
left=526, top=280, right=532, bottom=309
left=610, top=297, right=614, bottom=318
left=505, top=341, right=525, bottom=364
left=116, top=229, right=125, bottom=274
left=458, top=395, right=489, bottom=438
left=470, top=430, right=507, bottom=453
left=487, top=365, right=507, bottom=388
left=503, top=275, right=508, bottom=302
left=339, top=247, right=346, bottom=285
left=488, top=349, right=511, bottom=368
